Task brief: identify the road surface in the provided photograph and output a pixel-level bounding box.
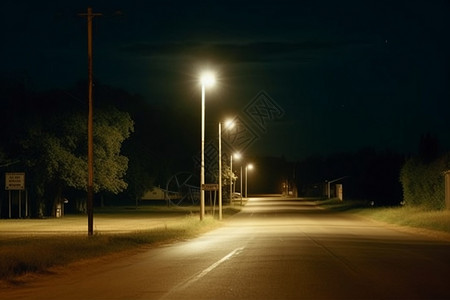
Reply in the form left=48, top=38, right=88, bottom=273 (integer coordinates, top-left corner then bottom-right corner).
left=2, top=196, right=450, bottom=299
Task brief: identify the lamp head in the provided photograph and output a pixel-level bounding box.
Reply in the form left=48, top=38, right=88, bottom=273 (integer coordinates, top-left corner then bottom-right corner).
left=224, top=119, right=235, bottom=129
left=200, top=72, right=215, bottom=87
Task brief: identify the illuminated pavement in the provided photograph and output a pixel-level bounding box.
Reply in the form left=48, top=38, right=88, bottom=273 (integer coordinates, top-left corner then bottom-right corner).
left=3, top=196, right=450, bottom=299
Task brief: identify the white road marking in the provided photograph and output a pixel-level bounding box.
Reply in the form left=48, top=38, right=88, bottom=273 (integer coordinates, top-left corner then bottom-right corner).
left=189, top=246, right=244, bottom=283
left=162, top=246, right=245, bottom=298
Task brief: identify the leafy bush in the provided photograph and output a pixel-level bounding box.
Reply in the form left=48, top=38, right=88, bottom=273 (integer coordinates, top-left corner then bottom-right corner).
left=400, top=153, right=450, bottom=210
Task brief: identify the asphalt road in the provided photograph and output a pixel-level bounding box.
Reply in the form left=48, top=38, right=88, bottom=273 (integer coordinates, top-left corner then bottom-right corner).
left=3, top=196, right=450, bottom=299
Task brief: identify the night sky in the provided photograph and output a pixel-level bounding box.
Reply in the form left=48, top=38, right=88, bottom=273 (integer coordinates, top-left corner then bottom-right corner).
left=2, top=0, right=450, bottom=161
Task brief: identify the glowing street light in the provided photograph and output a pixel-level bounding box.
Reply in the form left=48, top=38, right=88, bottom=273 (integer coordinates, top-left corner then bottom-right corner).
left=201, top=72, right=215, bottom=87
left=245, top=163, right=254, bottom=198
left=218, top=119, right=234, bottom=220
left=200, top=71, right=215, bottom=221
left=224, top=119, right=234, bottom=129
left=230, top=152, right=241, bottom=204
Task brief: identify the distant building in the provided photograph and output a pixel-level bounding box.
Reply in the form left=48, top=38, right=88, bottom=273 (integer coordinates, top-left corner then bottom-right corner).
left=141, top=186, right=166, bottom=201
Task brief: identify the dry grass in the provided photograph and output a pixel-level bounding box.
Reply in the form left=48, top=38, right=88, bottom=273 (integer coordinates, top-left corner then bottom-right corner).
left=0, top=205, right=240, bottom=282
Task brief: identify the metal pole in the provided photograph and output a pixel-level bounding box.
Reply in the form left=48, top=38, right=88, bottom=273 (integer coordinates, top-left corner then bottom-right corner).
left=327, top=181, right=330, bottom=199
left=240, top=166, right=243, bottom=206
left=25, top=189, right=28, bottom=218
left=87, top=7, right=95, bottom=235
left=8, top=190, right=11, bottom=218
left=218, top=122, right=222, bottom=220
left=230, top=155, right=233, bottom=205
left=79, top=7, right=101, bottom=235
left=18, top=190, right=21, bottom=218
left=200, top=84, right=205, bottom=220
left=245, top=165, right=248, bottom=198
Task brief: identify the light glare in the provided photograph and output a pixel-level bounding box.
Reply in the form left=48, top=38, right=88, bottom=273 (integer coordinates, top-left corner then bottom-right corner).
left=224, top=119, right=234, bottom=129
left=201, top=72, right=215, bottom=87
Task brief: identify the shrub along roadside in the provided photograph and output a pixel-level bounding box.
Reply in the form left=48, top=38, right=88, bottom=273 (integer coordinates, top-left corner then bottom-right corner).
left=0, top=214, right=220, bottom=282
left=400, top=153, right=450, bottom=210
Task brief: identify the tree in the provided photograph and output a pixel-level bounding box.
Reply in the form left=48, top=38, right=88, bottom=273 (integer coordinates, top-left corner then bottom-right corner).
left=93, top=108, right=134, bottom=194
left=22, top=107, right=134, bottom=216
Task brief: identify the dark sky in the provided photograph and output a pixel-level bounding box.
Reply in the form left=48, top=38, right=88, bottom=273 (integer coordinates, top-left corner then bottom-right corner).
left=2, top=0, right=450, bottom=161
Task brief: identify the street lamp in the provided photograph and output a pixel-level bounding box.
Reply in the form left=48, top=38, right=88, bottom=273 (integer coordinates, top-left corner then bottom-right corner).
left=245, top=163, right=253, bottom=198
left=200, top=71, right=215, bottom=221
left=230, top=152, right=241, bottom=204
left=218, top=120, right=234, bottom=220
left=240, top=165, right=243, bottom=205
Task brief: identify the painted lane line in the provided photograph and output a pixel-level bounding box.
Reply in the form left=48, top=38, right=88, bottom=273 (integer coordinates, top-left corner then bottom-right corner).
left=169, top=246, right=245, bottom=294
left=191, top=246, right=244, bottom=283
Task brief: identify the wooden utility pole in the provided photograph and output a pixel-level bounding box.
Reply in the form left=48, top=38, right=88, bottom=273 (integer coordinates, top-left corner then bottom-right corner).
left=79, top=7, right=102, bottom=236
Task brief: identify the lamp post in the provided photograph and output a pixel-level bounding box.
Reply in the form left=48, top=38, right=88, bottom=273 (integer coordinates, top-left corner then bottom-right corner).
left=218, top=120, right=234, bottom=220
left=229, top=154, right=233, bottom=205
left=240, top=165, right=243, bottom=206
left=245, top=163, right=253, bottom=198
left=230, top=152, right=241, bottom=204
left=200, top=72, right=215, bottom=221
left=218, top=122, right=222, bottom=220
left=230, top=154, right=233, bottom=205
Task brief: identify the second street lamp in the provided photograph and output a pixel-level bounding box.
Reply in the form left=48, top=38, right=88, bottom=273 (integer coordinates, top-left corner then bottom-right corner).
left=218, top=122, right=222, bottom=220
left=218, top=120, right=234, bottom=220
left=230, top=152, right=241, bottom=204
left=200, top=72, right=215, bottom=221
left=240, top=165, right=243, bottom=205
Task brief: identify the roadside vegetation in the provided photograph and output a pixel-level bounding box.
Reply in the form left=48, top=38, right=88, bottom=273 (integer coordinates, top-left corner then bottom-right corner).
left=318, top=198, right=450, bottom=235
left=353, top=206, right=450, bottom=234
left=0, top=206, right=240, bottom=284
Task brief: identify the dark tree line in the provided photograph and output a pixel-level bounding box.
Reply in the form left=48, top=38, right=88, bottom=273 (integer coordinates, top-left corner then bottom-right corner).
left=289, top=134, right=445, bottom=206
left=248, top=150, right=405, bottom=205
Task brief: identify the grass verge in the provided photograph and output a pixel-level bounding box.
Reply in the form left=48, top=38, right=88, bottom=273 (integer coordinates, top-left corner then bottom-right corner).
left=316, top=198, right=450, bottom=235
left=0, top=206, right=241, bottom=283
left=351, top=206, right=450, bottom=234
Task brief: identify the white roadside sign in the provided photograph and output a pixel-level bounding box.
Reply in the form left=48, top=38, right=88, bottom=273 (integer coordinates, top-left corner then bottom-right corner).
left=5, top=172, right=25, bottom=190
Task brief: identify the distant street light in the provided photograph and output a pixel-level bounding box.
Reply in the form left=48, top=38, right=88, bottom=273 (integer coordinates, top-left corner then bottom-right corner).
left=200, top=71, right=215, bottom=221
left=245, top=163, right=253, bottom=198
left=230, top=152, right=241, bottom=204
left=240, top=165, right=243, bottom=205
